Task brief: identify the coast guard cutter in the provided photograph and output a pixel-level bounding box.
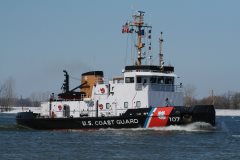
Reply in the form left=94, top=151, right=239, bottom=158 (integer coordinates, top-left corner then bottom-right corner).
left=16, top=11, right=215, bottom=130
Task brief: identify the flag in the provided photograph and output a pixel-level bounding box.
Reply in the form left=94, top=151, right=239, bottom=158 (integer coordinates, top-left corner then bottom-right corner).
left=122, top=23, right=129, bottom=33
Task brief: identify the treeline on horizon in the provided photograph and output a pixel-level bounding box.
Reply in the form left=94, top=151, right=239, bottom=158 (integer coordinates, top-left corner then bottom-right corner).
left=184, top=84, right=240, bottom=109
left=1, top=78, right=240, bottom=112
left=0, top=78, right=49, bottom=111
left=184, top=92, right=240, bottom=109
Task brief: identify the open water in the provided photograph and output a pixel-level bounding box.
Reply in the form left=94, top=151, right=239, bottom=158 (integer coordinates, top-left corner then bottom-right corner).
left=0, top=113, right=240, bottom=160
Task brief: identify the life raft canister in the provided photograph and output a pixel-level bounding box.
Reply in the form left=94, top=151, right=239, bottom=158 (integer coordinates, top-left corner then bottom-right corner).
left=99, top=104, right=103, bottom=110
left=100, top=88, right=105, bottom=94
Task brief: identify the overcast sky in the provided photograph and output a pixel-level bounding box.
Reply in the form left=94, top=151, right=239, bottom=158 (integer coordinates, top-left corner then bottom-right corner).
left=1, top=0, right=240, bottom=98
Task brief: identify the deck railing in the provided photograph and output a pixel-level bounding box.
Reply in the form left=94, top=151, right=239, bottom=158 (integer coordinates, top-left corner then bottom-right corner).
left=136, top=83, right=183, bottom=92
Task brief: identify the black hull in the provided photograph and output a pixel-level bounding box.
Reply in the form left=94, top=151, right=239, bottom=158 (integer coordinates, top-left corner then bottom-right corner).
left=16, top=105, right=215, bottom=130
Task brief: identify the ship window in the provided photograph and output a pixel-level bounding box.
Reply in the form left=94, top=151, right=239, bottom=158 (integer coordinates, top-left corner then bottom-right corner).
left=106, top=103, right=110, bottom=109
left=125, top=77, right=134, bottom=83
left=157, top=77, right=164, bottom=84
left=124, top=102, right=128, bottom=108
left=150, top=77, right=157, bottom=83
left=165, top=77, right=174, bottom=84
left=137, top=77, right=142, bottom=83
left=136, top=101, right=141, bottom=108
left=143, top=79, right=147, bottom=84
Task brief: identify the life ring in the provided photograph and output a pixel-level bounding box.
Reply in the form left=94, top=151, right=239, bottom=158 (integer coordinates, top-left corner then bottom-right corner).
left=100, top=88, right=105, bottom=94
left=99, top=104, right=103, bottom=110
left=58, top=105, right=62, bottom=111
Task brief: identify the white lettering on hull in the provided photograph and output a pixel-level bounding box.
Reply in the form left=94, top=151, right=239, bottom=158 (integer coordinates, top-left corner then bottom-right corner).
left=95, top=120, right=115, bottom=126
left=81, top=119, right=139, bottom=127
left=168, top=117, right=180, bottom=122
left=116, top=119, right=138, bottom=125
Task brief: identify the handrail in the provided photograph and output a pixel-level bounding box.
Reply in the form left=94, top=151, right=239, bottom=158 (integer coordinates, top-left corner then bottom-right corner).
left=136, top=83, right=183, bottom=92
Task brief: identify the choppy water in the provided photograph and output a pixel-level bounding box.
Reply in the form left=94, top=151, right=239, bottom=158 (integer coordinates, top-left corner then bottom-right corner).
left=0, top=113, right=240, bottom=160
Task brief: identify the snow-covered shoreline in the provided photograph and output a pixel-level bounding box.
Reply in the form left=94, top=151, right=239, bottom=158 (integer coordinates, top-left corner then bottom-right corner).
left=1, top=107, right=240, bottom=116
left=1, top=107, right=41, bottom=114
left=215, top=109, right=240, bottom=116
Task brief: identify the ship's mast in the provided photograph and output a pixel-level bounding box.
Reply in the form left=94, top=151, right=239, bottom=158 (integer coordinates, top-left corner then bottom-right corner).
left=122, top=11, right=152, bottom=66
left=133, top=11, right=144, bottom=65
left=159, top=32, right=164, bottom=71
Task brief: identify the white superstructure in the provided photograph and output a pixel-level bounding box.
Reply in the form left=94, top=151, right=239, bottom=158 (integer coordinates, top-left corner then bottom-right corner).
left=40, top=11, right=184, bottom=118
left=41, top=66, right=183, bottom=118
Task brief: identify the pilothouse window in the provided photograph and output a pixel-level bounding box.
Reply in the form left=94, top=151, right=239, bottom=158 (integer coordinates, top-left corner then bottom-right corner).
left=125, top=77, right=134, bottom=83
left=165, top=77, right=174, bottom=84
left=157, top=76, right=174, bottom=85
left=137, top=77, right=142, bottom=83
left=157, top=77, right=164, bottom=84
left=150, top=77, right=157, bottom=83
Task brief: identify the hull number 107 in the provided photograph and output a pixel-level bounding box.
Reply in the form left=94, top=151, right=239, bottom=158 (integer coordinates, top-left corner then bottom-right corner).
left=168, top=117, right=180, bottom=122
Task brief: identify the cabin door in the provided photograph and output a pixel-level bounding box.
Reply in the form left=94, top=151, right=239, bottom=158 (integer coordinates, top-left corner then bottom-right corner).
left=112, top=102, right=117, bottom=116
left=63, top=105, right=70, bottom=117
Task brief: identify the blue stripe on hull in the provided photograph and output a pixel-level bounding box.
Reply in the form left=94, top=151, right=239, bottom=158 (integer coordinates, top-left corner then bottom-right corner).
left=143, top=107, right=156, bottom=128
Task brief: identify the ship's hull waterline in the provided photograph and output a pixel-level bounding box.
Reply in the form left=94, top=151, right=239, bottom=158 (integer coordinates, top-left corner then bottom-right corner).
left=16, top=105, right=215, bottom=130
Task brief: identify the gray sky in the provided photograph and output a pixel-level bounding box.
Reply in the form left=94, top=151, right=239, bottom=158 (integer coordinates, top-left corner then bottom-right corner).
left=1, top=0, right=240, bottom=98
